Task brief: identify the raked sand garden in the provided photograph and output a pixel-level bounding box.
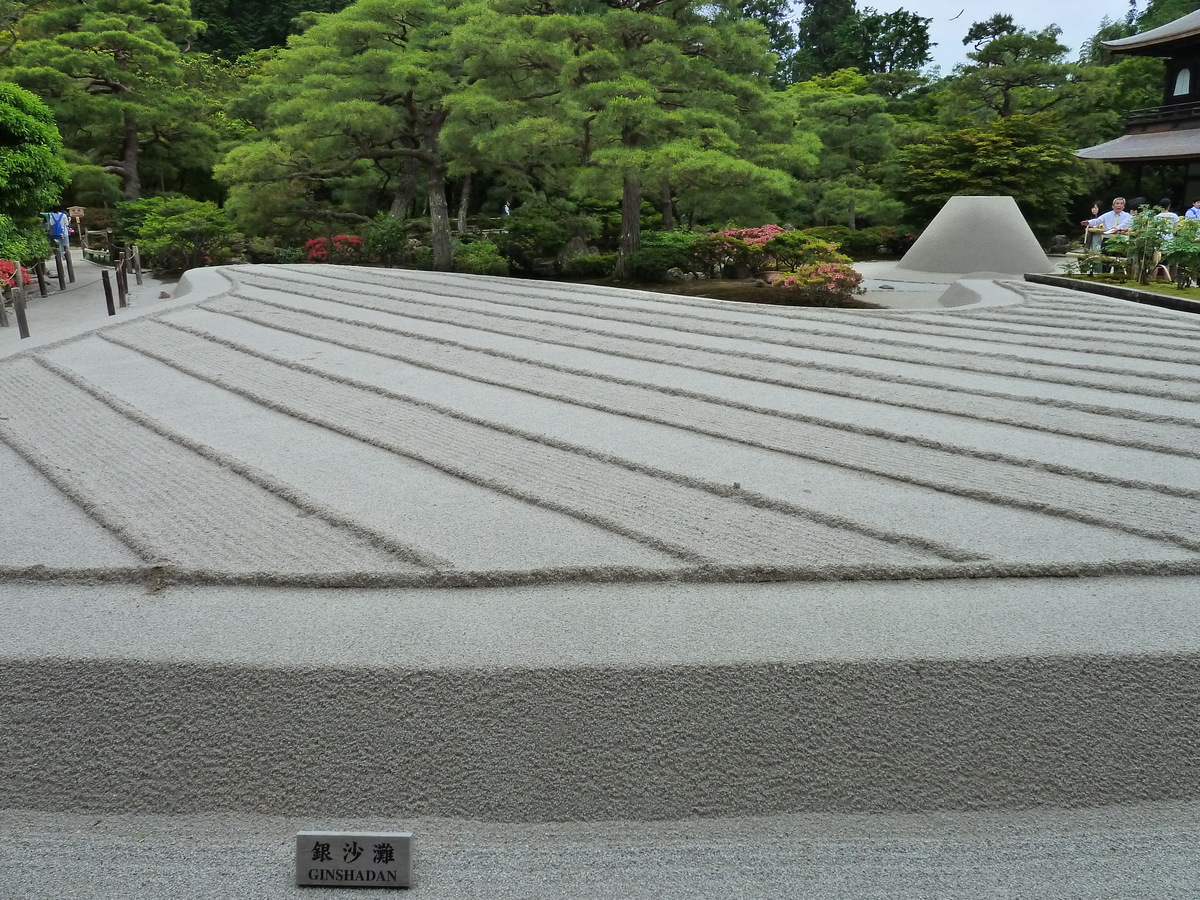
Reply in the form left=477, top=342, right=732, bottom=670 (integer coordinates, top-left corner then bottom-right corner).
left=3, top=264, right=1200, bottom=897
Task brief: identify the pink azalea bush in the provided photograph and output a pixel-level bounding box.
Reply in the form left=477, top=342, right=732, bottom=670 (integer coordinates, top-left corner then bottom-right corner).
left=779, top=262, right=865, bottom=304
left=716, top=224, right=785, bottom=246
left=306, top=234, right=365, bottom=263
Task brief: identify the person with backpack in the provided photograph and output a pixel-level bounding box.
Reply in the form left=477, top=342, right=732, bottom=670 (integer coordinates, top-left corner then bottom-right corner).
left=44, top=208, right=70, bottom=252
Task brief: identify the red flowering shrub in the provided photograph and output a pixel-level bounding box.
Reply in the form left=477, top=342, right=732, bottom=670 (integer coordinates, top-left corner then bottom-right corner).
left=779, top=262, right=865, bottom=304
left=0, top=260, right=32, bottom=287
left=305, top=234, right=365, bottom=264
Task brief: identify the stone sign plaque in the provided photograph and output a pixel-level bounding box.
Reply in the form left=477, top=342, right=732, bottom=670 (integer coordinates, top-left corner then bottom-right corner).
left=296, top=831, right=411, bottom=888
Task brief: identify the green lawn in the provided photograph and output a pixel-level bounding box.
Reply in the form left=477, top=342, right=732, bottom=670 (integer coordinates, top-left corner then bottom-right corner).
left=1059, top=274, right=1200, bottom=302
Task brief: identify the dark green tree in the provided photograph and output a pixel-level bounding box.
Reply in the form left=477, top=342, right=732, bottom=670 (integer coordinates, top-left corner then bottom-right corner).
left=787, top=69, right=904, bottom=228
left=790, top=0, right=931, bottom=81
left=2, top=0, right=215, bottom=199
left=191, top=0, right=353, bottom=58
left=1136, top=0, right=1200, bottom=30
left=459, top=0, right=795, bottom=278
left=891, top=114, right=1085, bottom=238
left=217, top=0, right=480, bottom=269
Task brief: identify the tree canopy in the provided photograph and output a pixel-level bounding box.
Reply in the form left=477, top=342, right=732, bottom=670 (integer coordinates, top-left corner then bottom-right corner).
left=0, top=79, right=66, bottom=261
left=0, top=0, right=1182, bottom=267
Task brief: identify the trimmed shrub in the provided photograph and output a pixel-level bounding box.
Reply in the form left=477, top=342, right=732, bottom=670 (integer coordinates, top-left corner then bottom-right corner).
left=495, top=206, right=597, bottom=275
left=779, top=262, right=865, bottom=305
left=686, top=234, right=757, bottom=277
left=362, top=212, right=408, bottom=265
left=562, top=252, right=617, bottom=279
left=626, top=245, right=690, bottom=282
left=762, top=232, right=847, bottom=270
left=842, top=225, right=919, bottom=259
left=134, top=198, right=243, bottom=275
left=801, top=225, right=853, bottom=247
left=454, top=240, right=509, bottom=276
left=115, top=196, right=173, bottom=245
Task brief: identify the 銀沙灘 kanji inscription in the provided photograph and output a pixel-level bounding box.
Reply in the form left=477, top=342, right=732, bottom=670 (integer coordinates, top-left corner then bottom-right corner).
left=295, top=831, right=411, bottom=888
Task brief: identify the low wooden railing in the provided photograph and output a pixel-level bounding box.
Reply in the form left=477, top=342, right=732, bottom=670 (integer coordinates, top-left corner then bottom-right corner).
left=1125, top=100, right=1200, bottom=126
left=1, top=242, right=142, bottom=339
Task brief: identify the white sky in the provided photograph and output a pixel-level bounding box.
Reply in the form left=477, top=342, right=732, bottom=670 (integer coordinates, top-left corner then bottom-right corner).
left=875, top=0, right=1139, bottom=72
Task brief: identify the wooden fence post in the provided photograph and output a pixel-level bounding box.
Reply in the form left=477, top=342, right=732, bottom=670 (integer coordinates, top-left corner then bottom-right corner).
left=116, top=253, right=128, bottom=308
left=63, top=243, right=75, bottom=283
left=131, top=244, right=143, bottom=285
left=35, top=261, right=48, bottom=297
left=102, top=270, right=116, bottom=316
left=13, top=276, right=30, bottom=338
left=53, top=247, right=66, bottom=290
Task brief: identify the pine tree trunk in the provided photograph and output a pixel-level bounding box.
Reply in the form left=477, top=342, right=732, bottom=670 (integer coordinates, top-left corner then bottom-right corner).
left=427, top=163, right=453, bottom=271
left=457, top=173, right=471, bottom=233
left=122, top=109, right=141, bottom=200
left=389, top=157, right=418, bottom=220
left=614, top=173, right=642, bottom=280
left=660, top=175, right=674, bottom=230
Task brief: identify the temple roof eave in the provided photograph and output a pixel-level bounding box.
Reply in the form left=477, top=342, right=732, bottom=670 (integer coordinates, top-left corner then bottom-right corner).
left=1102, top=10, right=1200, bottom=55
left=1076, top=130, right=1200, bottom=163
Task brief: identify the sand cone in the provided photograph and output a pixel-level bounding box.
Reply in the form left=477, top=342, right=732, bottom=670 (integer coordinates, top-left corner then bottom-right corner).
left=897, top=195, right=1052, bottom=275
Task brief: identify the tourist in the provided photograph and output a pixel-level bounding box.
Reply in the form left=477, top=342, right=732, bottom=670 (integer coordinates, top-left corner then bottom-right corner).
left=1082, top=197, right=1132, bottom=232
left=1156, top=198, right=1180, bottom=225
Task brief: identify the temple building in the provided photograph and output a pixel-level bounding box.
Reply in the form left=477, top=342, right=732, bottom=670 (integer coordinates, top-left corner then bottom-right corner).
left=1076, top=10, right=1200, bottom=201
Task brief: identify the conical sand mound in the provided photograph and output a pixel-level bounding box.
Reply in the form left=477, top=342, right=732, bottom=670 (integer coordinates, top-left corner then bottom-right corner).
left=897, top=195, right=1052, bottom=275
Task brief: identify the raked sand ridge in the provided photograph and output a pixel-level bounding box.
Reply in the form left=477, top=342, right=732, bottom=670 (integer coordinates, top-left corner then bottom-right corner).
left=3, top=264, right=1200, bottom=897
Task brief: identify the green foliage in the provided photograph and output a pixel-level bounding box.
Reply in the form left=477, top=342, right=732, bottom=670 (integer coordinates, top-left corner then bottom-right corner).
left=114, top=197, right=175, bottom=245
left=1162, top=218, right=1200, bottom=288
left=762, top=231, right=847, bottom=269
left=640, top=230, right=700, bottom=251
left=1106, top=207, right=1176, bottom=284
left=4, top=0, right=215, bottom=200
left=789, top=0, right=931, bottom=81
left=625, top=245, right=691, bottom=282
left=362, top=212, right=409, bottom=266
left=454, top=239, right=508, bottom=276
left=0, top=80, right=67, bottom=262
left=63, top=159, right=123, bottom=211
left=801, top=225, right=853, bottom=246
left=891, top=115, right=1085, bottom=238
left=778, top=261, right=865, bottom=303
left=494, top=205, right=597, bottom=275
left=134, top=197, right=243, bottom=275
left=686, top=234, right=755, bottom=277
left=216, top=0, right=483, bottom=270
left=458, top=0, right=786, bottom=278
left=561, top=252, right=617, bottom=279
left=1137, top=0, right=1200, bottom=31
left=0, top=81, right=67, bottom=220
left=842, top=224, right=919, bottom=258
left=191, top=0, right=353, bottom=58
left=785, top=71, right=904, bottom=228
left=0, top=212, right=51, bottom=265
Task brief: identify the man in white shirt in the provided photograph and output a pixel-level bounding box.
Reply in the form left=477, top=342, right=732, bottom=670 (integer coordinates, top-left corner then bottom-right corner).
left=1081, top=197, right=1132, bottom=232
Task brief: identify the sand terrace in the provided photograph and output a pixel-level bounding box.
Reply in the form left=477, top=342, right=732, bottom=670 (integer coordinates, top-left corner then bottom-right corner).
left=4, top=264, right=1200, bottom=586
left=3, top=264, right=1200, bottom=896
